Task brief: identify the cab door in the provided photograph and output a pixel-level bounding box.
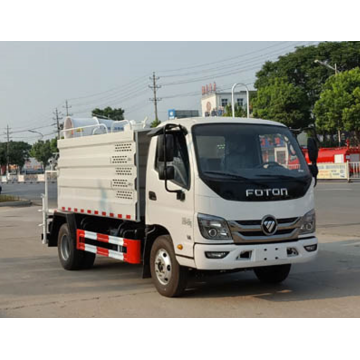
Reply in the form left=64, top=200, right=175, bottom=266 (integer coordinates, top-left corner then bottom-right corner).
left=146, top=130, right=195, bottom=261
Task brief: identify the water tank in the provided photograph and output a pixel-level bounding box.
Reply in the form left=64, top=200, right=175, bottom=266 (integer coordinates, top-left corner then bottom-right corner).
left=63, top=117, right=125, bottom=139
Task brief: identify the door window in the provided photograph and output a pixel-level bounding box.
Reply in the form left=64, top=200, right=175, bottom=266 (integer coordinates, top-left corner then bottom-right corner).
left=155, top=132, right=190, bottom=189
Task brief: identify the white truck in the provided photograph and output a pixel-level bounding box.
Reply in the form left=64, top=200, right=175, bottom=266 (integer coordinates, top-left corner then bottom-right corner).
left=41, top=116, right=319, bottom=297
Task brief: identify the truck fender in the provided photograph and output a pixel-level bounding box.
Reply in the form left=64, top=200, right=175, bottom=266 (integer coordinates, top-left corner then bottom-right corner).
left=142, top=225, right=170, bottom=278
left=48, top=212, right=77, bottom=247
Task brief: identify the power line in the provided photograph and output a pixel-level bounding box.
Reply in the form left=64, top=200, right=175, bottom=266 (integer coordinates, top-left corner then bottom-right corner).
left=149, top=72, right=161, bottom=121
left=157, top=41, right=303, bottom=75
left=70, top=78, right=149, bottom=108
left=125, top=100, right=152, bottom=115
left=161, top=42, right=317, bottom=87
left=72, top=87, right=149, bottom=116
left=67, top=75, right=150, bottom=103
left=11, top=131, right=57, bottom=140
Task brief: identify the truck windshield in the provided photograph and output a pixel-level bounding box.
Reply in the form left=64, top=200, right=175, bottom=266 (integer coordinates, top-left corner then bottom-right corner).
left=192, top=123, right=311, bottom=201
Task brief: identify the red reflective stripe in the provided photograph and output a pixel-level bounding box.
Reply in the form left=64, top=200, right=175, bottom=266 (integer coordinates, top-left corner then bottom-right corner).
left=118, top=214, right=122, bottom=219
left=68, top=207, right=71, bottom=211
left=97, top=247, right=109, bottom=257
left=123, top=238, right=141, bottom=264
left=94, top=210, right=99, bottom=215
left=81, top=209, right=84, bottom=213
left=126, top=215, right=131, bottom=220
left=109, top=213, right=114, bottom=217
left=102, top=212, right=106, bottom=216
left=62, top=207, right=65, bottom=210
left=76, top=229, right=86, bottom=250
left=97, top=233, right=109, bottom=243
left=87, top=210, right=92, bottom=214
left=74, top=208, right=78, bottom=212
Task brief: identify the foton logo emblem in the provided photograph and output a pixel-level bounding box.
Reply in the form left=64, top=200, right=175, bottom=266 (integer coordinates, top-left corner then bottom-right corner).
left=261, top=215, right=278, bottom=236
left=246, top=188, right=289, bottom=197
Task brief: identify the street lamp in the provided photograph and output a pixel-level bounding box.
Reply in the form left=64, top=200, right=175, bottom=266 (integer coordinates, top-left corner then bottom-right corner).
left=314, top=59, right=338, bottom=75
left=28, top=130, right=44, bottom=140
left=314, top=59, right=341, bottom=146
left=231, top=83, right=250, bottom=118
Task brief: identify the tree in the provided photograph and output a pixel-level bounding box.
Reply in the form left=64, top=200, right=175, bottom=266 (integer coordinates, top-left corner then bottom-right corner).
left=8, top=141, right=31, bottom=169
left=50, top=138, right=58, bottom=154
left=30, top=140, right=54, bottom=168
left=314, top=67, right=360, bottom=143
left=254, top=41, right=360, bottom=126
left=150, top=118, right=161, bottom=128
left=92, top=107, right=125, bottom=120
left=223, top=103, right=247, bottom=118
left=0, top=143, right=6, bottom=168
left=252, top=77, right=310, bottom=128
left=0, top=141, right=31, bottom=172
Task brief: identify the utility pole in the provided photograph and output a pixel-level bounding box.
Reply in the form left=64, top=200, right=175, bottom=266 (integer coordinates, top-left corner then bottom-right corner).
left=63, top=100, right=72, bottom=117
left=314, top=60, right=341, bottom=146
left=149, top=72, right=161, bottom=122
left=53, top=108, right=62, bottom=138
left=5, top=125, right=11, bottom=178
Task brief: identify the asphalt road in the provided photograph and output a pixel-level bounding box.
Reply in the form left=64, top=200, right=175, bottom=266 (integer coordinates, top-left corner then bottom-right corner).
left=1, top=181, right=58, bottom=208
left=1, top=181, right=360, bottom=317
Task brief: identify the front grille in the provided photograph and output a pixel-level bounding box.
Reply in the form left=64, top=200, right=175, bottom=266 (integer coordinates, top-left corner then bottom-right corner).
left=236, top=217, right=298, bottom=226
left=238, top=228, right=294, bottom=237
left=228, top=217, right=302, bottom=244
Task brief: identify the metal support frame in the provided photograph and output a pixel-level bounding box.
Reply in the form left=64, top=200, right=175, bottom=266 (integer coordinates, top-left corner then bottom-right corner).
left=231, top=83, right=250, bottom=118
left=40, top=170, right=58, bottom=244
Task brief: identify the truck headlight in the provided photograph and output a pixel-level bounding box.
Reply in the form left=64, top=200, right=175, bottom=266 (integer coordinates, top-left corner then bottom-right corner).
left=300, top=209, right=316, bottom=235
left=198, top=213, right=232, bottom=240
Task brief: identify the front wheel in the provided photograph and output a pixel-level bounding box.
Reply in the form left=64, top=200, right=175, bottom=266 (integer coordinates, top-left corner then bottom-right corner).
left=254, top=264, right=291, bottom=284
left=150, top=235, right=188, bottom=297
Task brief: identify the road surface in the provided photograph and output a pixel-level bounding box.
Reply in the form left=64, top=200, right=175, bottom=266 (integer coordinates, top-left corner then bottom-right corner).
left=0, top=181, right=360, bottom=317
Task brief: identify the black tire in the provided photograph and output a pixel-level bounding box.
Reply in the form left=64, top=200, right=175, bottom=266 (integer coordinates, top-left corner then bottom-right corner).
left=57, top=223, right=96, bottom=270
left=150, top=235, right=188, bottom=297
left=80, top=252, right=96, bottom=269
left=254, top=264, right=291, bottom=284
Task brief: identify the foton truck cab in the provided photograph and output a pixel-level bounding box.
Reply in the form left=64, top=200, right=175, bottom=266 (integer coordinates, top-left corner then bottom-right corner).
left=42, top=116, right=319, bottom=297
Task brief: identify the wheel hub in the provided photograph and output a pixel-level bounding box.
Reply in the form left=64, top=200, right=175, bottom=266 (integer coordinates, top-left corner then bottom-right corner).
left=155, top=248, right=172, bottom=286
left=60, top=234, right=70, bottom=261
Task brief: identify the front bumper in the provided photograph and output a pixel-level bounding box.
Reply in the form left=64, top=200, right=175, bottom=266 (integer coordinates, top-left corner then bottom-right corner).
left=194, top=237, right=318, bottom=270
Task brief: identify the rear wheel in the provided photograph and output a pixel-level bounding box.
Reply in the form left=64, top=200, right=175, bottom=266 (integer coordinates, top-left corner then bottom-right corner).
left=254, top=264, right=291, bottom=284
left=58, top=223, right=96, bottom=270
left=150, top=235, right=188, bottom=297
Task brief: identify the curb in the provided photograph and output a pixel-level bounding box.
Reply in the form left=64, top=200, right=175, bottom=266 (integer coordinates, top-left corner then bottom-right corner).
left=0, top=200, right=32, bottom=207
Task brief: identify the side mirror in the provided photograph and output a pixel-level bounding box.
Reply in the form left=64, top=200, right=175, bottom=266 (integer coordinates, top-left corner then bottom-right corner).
left=158, top=165, right=175, bottom=181
left=307, top=137, right=318, bottom=164
left=157, top=134, right=174, bottom=162
left=308, top=164, right=319, bottom=178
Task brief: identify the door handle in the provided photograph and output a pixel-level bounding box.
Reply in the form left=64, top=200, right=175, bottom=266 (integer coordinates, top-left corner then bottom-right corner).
left=149, top=191, right=157, bottom=201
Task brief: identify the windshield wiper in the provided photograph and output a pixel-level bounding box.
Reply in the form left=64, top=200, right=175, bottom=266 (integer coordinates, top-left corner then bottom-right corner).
left=203, top=171, right=266, bottom=187
left=257, top=174, right=309, bottom=185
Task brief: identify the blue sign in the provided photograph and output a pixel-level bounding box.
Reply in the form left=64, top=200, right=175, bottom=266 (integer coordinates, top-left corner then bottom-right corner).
left=168, top=109, right=176, bottom=120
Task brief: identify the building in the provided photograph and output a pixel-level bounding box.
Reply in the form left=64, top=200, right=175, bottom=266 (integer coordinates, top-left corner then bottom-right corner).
left=200, top=82, right=253, bottom=117
left=168, top=109, right=199, bottom=120
left=22, top=157, right=44, bottom=174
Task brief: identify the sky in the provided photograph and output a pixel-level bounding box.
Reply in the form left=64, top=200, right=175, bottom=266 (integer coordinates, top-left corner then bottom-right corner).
left=0, top=41, right=317, bottom=143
